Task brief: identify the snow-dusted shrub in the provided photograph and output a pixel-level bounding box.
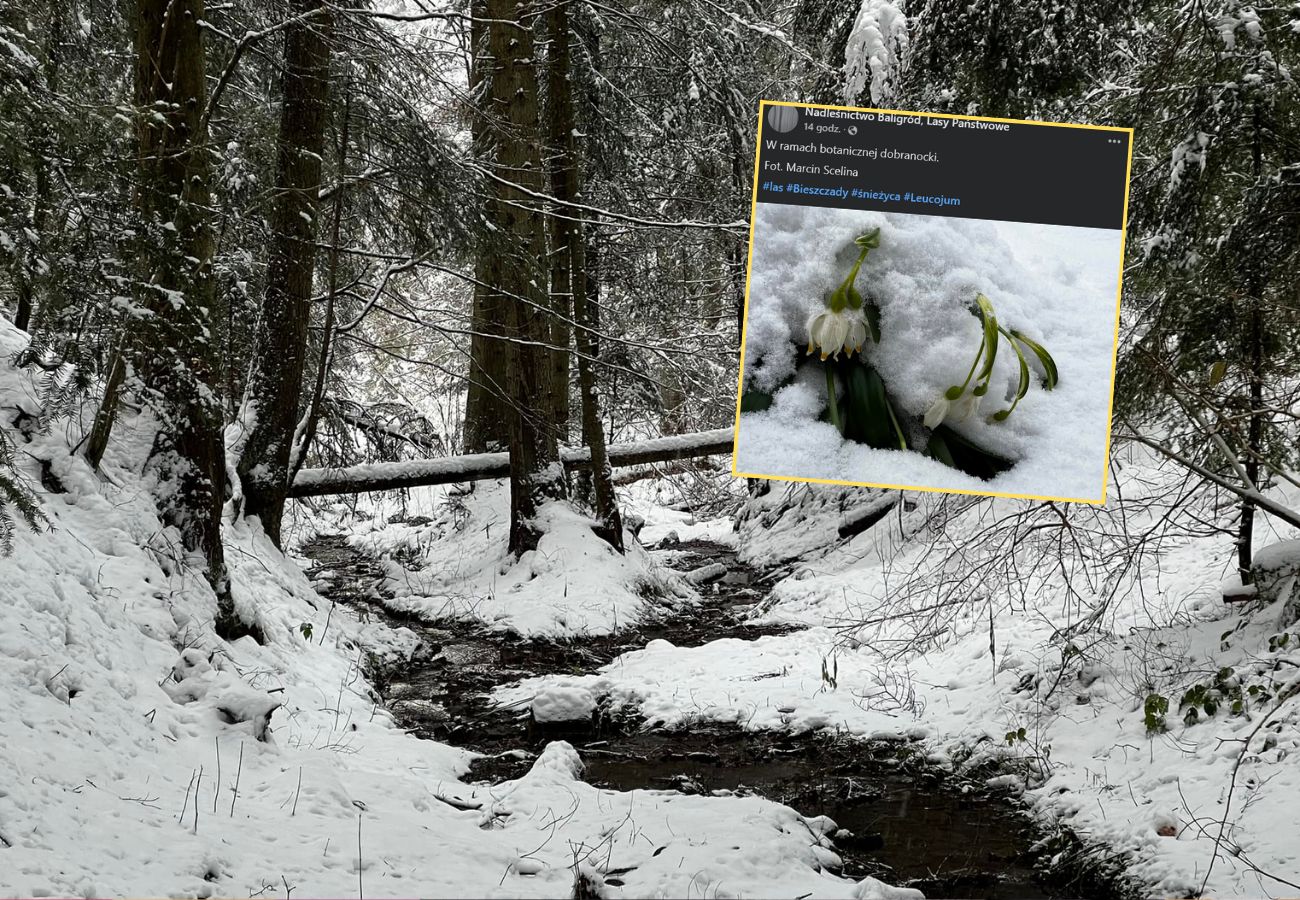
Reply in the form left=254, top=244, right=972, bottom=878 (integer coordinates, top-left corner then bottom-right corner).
left=0, top=427, right=43, bottom=554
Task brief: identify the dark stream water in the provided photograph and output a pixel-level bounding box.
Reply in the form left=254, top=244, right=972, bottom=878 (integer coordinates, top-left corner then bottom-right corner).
left=300, top=533, right=1131, bottom=900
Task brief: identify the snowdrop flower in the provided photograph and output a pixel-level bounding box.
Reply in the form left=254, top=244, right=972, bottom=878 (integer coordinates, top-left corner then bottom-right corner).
left=806, top=307, right=867, bottom=360
left=806, top=228, right=884, bottom=360
left=926, top=387, right=979, bottom=429
left=951, top=390, right=981, bottom=423
left=923, top=395, right=950, bottom=429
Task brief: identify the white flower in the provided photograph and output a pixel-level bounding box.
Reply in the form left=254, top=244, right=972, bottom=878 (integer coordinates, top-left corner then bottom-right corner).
left=844, top=316, right=868, bottom=355
left=951, top=390, right=981, bottom=424
left=924, top=395, right=950, bottom=429
left=806, top=308, right=866, bottom=360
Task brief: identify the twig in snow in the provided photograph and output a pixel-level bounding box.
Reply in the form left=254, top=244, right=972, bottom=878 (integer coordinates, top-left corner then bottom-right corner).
left=292, top=767, right=303, bottom=816
left=193, top=766, right=202, bottom=833
left=988, top=602, right=996, bottom=682
left=178, top=768, right=196, bottom=824
left=319, top=602, right=334, bottom=645
left=230, top=741, right=245, bottom=817
left=214, top=737, right=222, bottom=813
left=431, top=793, right=482, bottom=812
left=356, top=812, right=364, bottom=900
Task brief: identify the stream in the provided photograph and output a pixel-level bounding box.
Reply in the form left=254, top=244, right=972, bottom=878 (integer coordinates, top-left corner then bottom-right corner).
left=299, top=533, right=1129, bottom=900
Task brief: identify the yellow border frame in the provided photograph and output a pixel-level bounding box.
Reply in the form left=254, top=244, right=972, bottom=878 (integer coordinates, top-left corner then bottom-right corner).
left=730, top=99, right=1135, bottom=506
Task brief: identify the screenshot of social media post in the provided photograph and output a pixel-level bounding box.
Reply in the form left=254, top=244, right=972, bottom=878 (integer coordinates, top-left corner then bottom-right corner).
left=732, top=101, right=1133, bottom=503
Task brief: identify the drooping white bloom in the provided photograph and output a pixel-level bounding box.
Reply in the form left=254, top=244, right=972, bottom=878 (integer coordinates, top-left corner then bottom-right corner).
left=844, top=316, right=868, bottom=355
left=806, top=308, right=866, bottom=360
left=923, top=395, right=950, bottom=429
left=950, top=390, right=981, bottom=424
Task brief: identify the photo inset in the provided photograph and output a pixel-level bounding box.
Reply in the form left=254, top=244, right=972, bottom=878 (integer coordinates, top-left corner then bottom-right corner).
left=734, top=206, right=1124, bottom=502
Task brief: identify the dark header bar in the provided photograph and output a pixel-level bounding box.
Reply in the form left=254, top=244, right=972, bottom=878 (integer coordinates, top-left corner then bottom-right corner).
left=755, top=103, right=1131, bottom=230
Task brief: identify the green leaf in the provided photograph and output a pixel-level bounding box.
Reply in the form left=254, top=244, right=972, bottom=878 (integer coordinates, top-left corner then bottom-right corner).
left=824, top=366, right=844, bottom=436
left=842, top=363, right=895, bottom=449
left=926, top=431, right=957, bottom=468
left=929, top=424, right=1016, bottom=480
left=739, top=390, right=773, bottom=413
left=975, top=294, right=999, bottom=382
left=990, top=326, right=1031, bottom=422
left=863, top=302, right=881, bottom=343
left=885, top=391, right=908, bottom=450
left=1209, top=360, right=1227, bottom=387
left=855, top=227, right=881, bottom=250
left=1144, top=692, right=1169, bottom=734
left=1010, top=329, right=1059, bottom=389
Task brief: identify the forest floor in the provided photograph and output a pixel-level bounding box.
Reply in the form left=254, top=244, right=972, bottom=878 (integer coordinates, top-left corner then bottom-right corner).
left=299, top=532, right=1122, bottom=899
left=303, top=478, right=1300, bottom=900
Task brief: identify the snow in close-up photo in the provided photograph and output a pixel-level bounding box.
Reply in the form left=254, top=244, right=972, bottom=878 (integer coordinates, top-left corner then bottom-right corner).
left=735, top=206, right=1124, bottom=502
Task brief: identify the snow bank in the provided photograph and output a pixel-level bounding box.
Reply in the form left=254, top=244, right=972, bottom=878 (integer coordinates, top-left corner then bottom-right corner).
left=531, top=684, right=597, bottom=724
left=340, top=481, right=696, bottom=637
left=736, top=205, right=1123, bottom=501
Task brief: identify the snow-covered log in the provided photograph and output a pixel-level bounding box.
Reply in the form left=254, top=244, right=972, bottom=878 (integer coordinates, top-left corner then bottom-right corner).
left=288, top=428, right=735, bottom=497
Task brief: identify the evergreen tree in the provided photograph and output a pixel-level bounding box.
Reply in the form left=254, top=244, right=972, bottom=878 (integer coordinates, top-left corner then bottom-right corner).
left=1112, top=0, right=1300, bottom=581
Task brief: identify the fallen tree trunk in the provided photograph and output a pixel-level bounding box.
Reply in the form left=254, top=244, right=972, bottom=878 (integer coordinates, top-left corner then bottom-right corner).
left=288, top=428, right=735, bottom=498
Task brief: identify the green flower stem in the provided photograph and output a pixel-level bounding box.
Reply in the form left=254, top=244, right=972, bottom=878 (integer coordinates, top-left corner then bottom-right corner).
left=825, top=366, right=844, bottom=435
left=946, top=333, right=986, bottom=401
left=885, top=396, right=907, bottom=449
left=975, top=294, right=999, bottom=383
left=836, top=229, right=881, bottom=311
left=991, top=325, right=1030, bottom=421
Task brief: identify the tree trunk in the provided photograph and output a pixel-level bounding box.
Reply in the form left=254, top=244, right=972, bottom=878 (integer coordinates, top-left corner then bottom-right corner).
left=463, top=0, right=511, bottom=453
left=1237, top=299, right=1262, bottom=585
left=293, top=85, right=350, bottom=482
left=1236, top=103, right=1266, bottom=585
left=486, top=0, right=565, bottom=554
left=547, top=0, right=622, bottom=550
left=83, top=346, right=126, bottom=469
left=545, top=19, right=572, bottom=444
left=131, top=0, right=235, bottom=629
left=237, top=0, right=333, bottom=546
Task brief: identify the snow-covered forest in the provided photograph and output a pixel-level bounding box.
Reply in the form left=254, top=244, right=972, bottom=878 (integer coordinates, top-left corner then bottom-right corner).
left=1, top=1, right=1299, bottom=898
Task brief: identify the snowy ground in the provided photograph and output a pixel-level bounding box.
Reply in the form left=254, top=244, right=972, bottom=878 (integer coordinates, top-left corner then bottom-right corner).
left=735, top=206, right=1123, bottom=502
left=503, top=469, right=1300, bottom=899
left=6, top=290, right=1300, bottom=899
left=0, top=318, right=917, bottom=900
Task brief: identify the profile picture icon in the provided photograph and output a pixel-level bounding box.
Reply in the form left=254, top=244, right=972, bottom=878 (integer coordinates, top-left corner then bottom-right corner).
left=766, top=105, right=799, bottom=134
